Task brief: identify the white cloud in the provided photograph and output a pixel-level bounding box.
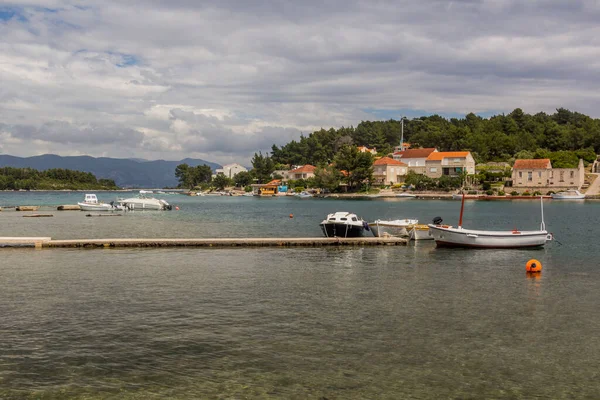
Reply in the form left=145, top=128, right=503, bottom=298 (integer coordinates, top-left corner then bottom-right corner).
left=1, top=0, right=599, bottom=164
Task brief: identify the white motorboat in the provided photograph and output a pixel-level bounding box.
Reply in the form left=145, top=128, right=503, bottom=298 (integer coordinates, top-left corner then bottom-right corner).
left=320, top=211, right=368, bottom=238
left=396, top=193, right=416, bottom=198
left=77, top=194, right=122, bottom=212
left=139, top=190, right=154, bottom=194
left=408, top=224, right=434, bottom=240
left=428, top=195, right=552, bottom=248
left=551, top=189, right=585, bottom=200
left=296, top=191, right=313, bottom=198
left=118, top=192, right=172, bottom=210
left=369, top=218, right=419, bottom=237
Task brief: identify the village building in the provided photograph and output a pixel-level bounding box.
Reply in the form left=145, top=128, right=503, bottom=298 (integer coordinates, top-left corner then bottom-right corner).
left=372, top=157, right=408, bottom=185
left=424, top=151, right=476, bottom=178
left=214, top=163, right=248, bottom=178
left=251, top=179, right=281, bottom=196
left=357, top=146, right=377, bottom=154
left=288, top=164, right=316, bottom=180
left=511, top=159, right=585, bottom=191
left=271, top=169, right=290, bottom=180
left=392, top=148, right=438, bottom=174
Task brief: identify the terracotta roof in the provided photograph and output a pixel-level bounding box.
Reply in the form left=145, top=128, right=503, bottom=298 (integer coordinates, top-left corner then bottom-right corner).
left=289, top=164, right=316, bottom=174
left=426, top=151, right=471, bottom=161
left=373, top=157, right=407, bottom=166
left=513, top=159, right=552, bottom=169
left=393, top=148, right=437, bottom=158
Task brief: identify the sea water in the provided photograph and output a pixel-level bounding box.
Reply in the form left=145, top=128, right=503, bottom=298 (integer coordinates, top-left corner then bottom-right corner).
left=0, top=192, right=599, bottom=398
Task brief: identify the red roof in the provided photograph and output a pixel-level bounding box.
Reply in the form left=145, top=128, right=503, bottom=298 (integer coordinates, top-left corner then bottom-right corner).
left=427, top=151, right=471, bottom=161
left=394, top=148, right=437, bottom=158
left=373, top=157, right=407, bottom=166
left=513, top=159, right=552, bottom=169
left=289, top=164, right=316, bottom=174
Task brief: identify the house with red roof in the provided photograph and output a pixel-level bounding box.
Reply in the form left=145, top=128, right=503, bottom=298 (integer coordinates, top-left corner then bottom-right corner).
left=392, top=148, right=438, bottom=174
left=511, top=159, right=584, bottom=190
left=372, top=157, right=408, bottom=185
left=425, top=151, right=476, bottom=178
left=288, top=164, right=316, bottom=180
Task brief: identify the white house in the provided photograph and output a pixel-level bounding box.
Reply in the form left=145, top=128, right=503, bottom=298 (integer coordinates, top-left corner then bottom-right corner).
left=214, top=163, right=248, bottom=178
left=392, top=148, right=438, bottom=174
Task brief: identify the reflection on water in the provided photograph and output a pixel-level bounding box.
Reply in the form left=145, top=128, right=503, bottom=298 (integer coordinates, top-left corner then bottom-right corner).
left=1, top=247, right=599, bottom=399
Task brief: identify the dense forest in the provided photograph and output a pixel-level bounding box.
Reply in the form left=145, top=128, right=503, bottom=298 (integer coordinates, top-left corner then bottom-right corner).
left=0, top=167, right=119, bottom=190
left=270, top=108, right=600, bottom=168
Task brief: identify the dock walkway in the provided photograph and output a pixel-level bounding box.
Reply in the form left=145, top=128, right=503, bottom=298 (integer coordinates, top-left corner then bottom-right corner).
left=0, top=236, right=407, bottom=249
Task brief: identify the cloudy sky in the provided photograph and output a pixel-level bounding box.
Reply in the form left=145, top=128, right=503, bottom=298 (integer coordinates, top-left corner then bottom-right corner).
left=1, top=0, right=599, bottom=164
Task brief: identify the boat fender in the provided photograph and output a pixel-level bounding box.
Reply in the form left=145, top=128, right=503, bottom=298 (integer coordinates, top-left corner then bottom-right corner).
left=526, top=259, right=542, bottom=273
left=363, top=221, right=370, bottom=231
left=432, top=216, right=443, bottom=225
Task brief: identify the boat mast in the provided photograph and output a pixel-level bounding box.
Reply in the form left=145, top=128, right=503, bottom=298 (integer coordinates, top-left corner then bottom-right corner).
left=540, top=195, right=546, bottom=231
left=458, top=192, right=465, bottom=228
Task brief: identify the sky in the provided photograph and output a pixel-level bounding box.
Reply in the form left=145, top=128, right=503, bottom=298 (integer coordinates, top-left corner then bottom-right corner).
left=1, top=0, right=600, bottom=164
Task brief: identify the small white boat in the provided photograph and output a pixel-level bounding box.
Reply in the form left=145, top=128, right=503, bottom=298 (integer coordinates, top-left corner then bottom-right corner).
left=118, top=192, right=172, bottom=210
left=408, top=224, right=433, bottom=240
left=396, top=193, right=416, bottom=198
left=369, top=218, right=419, bottom=237
left=296, top=191, right=313, bottom=198
left=139, top=190, right=154, bottom=194
left=320, top=211, right=368, bottom=237
left=78, top=194, right=122, bottom=212
left=428, top=194, right=552, bottom=248
left=551, top=189, right=585, bottom=200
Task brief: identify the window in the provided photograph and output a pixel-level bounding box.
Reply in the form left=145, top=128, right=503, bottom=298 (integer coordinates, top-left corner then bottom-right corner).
left=570, top=171, right=574, bottom=178
left=519, top=171, right=522, bottom=178
left=453, top=158, right=462, bottom=162
left=538, top=171, right=542, bottom=178
left=430, top=167, right=437, bottom=173
left=560, top=171, right=564, bottom=182
left=527, top=172, right=532, bottom=181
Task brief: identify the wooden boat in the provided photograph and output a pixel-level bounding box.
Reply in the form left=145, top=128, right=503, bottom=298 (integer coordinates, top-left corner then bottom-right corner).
left=369, top=218, right=419, bottom=237
left=408, top=224, right=433, bottom=240
left=428, top=194, right=552, bottom=248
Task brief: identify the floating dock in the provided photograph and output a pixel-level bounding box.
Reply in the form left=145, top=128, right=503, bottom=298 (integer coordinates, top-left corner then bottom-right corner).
left=57, top=205, right=81, bottom=211
left=0, top=236, right=407, bottom=249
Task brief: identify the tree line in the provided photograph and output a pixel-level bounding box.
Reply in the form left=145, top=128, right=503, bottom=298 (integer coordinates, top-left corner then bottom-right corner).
left=270, top=108, right=600, bottom=167
left=0, top=167, right=118, bottom=190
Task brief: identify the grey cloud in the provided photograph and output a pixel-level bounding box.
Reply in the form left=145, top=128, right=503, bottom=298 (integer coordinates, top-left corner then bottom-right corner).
left=1, top=0, right=600, bottom=163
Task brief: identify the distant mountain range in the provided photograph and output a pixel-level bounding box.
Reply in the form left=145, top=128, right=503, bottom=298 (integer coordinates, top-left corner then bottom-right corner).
left=0, top=154, right=221, bottom=188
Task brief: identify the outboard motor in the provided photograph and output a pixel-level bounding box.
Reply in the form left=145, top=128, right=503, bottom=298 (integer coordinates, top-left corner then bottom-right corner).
left=432, top=216, right=443, bottom=225
left=166, top=204, right=173, bottom=211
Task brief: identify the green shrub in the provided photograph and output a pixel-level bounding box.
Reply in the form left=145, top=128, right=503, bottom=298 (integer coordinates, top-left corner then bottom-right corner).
left=532, top=191, right=542, bottom=196
left=511, top=191, right=519, bottom=196
left=482, top=182, right=492, bottom=190
left=498, top=190, right=505, bottom=196
left=486, top=190, right=494, bottom=195
left=522, top=191, right=531, bottom=196
left=468, top=190, right=477, bottom=195
left=546, top=190, right=555, bottom=195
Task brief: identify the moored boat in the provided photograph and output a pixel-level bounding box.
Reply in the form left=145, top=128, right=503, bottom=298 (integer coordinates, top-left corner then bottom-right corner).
left=118, top=192, right=172, bottom=210
left=428, top=194, right=552, bottom=249
left=320, top=211, right=368, bottom=238
left=551, top=189, right=585, bottom=200
left=408, top=224, right=433, bottom=240
left=77, top=194, right=122, bottom=211
left=396, top=193, right=417, bottom=198
left=369, top=218, right=418, bottom=237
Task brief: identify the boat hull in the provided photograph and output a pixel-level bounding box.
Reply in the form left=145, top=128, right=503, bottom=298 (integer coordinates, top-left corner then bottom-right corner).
left=118, top=198, right=170, bottom=210
left=428, top=225, right=550, bottom=248
left=77, top=202, right=115, bottom=212
left=320, top=223, right=366, bottom=238
left=409, top=225, right=433, bottom=240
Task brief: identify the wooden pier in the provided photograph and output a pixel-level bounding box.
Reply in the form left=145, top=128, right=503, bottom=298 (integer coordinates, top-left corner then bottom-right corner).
left=0, top=236, right=407, bottom=249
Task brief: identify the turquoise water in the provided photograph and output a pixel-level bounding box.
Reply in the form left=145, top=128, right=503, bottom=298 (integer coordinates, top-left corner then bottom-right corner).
left=1, top=192, right=599, bottom=398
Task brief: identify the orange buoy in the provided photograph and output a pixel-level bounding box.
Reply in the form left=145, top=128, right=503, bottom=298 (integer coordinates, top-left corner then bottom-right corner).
left=289, top=213, right=294, bottom=218
left=175, top=206, right=180, bottom=210
left=526, top=259, right=542, bottom=273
